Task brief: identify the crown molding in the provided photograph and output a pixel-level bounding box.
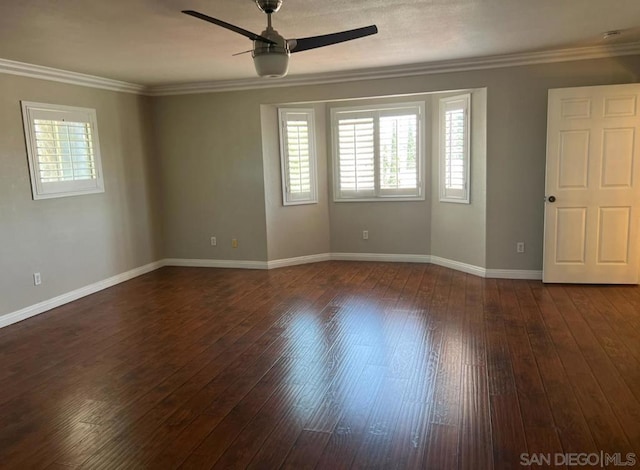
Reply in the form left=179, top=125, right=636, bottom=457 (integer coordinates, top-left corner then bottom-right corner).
left=0, top=58, right=146, bottom=94
left=147, top=41, right=640, bottom=96
left=2, top=41, right=640, bottom=97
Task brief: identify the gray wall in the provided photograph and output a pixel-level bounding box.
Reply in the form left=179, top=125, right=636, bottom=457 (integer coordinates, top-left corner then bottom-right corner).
left=154, top=55, right=639, bottom=270
left=261, top=103, right=331, bottom=261
left=484, top=57, right=639, bottom=269
left=152, top=91, right=269, bottom=261
left=430, top=89, right=487, bottom=267
left=261, top=91, right=482, bottom=264
left=327, top=95, right=432, bottom=256
left=0, top=74, right=162, bottom=317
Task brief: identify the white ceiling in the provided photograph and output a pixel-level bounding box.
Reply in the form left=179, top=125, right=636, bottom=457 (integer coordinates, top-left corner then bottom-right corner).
left=1, top=0, right=640, bottom=87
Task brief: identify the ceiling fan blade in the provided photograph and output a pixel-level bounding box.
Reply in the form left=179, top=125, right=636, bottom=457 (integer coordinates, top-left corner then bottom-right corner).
left=232, top=49, right=254, bottom=56
left=182, top=10, right=275, bottom=44
left=288, top=25, right=378, bottom=53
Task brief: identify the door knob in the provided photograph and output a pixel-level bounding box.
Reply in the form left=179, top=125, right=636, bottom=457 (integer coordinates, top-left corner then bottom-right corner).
left=547, top=195, right=556, bottom=203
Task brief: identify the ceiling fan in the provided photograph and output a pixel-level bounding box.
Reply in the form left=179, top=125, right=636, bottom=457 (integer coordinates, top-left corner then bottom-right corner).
left=182, top=0, right=378, bottom=78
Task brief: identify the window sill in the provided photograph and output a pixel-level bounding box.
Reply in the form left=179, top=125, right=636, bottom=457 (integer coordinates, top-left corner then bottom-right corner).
left=333, top=196, right=425, bottom=203
left=283, top=200, right=318, bottom=206
left=439, top=197, right=470, bottom=204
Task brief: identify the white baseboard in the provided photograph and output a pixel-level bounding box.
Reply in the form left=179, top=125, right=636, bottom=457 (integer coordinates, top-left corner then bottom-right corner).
left=267, top=253, right=331, bottom=269
left=429, top=256, right=542, bottom=280
left=163, top=258, right=268, bottom=270
left=1, top=255, right=543, bottom=330
left=485, top=269, right=543, bottom=280
left=330, top=252, right=431, bottom=263
left=164, top=254, right=333, bottom=270
left=429, top=256, right=486, bottom=277
left=0, top=260, right=164, bottom=329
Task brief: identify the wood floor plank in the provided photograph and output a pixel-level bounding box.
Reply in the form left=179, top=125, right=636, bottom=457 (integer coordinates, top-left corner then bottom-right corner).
left=611, top=286, right=640, bottom=334
left=244, top=382, right=327, bottom=469
left=422, top=423, right=460, bottom=470
left=385, top=267, right=448, bottom=469
left=1, top=263, right=639, bottom=468
left=524, top=282, right=598, bottom=456
left=428, top=270, right=464, bottom=428
left=313, top=365, right=387, bottom=470
left=460, top=365, right=493, bottom=470
left=507, top=281, right=562, bottom=454
left=55, top=270, right=330, bottom=469
left=489, top=393, right=527, bottom=470
left=575, top=287, right=640, bottom=400
left=534, top=285, right=633, bottom=455
left=550, top=286, right=640, bottom=451
left=348, top=376, right=408, bottom=469
left=281, top=430, right=331, bottom=470
left=462, top=275, right=487, bottom=366
left=498, top=279, right=564, bottom=457
left=399, top=263, right=426, bottom=302
left=483, top=278, right=517, bottom=399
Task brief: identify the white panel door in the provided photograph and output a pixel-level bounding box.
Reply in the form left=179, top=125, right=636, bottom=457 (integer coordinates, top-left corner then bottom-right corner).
left=543, top=84, right=640, bottom=284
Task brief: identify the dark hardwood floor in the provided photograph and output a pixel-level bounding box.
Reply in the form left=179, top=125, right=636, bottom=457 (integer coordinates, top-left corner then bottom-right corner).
left=0, top=262, right=639, bottom=469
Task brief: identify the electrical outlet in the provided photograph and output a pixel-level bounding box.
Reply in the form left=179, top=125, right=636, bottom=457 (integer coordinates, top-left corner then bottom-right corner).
left=516, top=242, right=525, bottom=253
left=210, top=236, right=217, bottom=246
left=33, top=272, right=41, bottom=286
left=362, top=230, right=369, bottom=240
left=232, top=238, right=238, bottom=248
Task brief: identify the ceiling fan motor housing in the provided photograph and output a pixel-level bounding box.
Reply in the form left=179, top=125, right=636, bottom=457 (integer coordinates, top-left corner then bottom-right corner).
left=253, top=26, right=290, bottom=77
left=255, top=0, right=282, bottom=14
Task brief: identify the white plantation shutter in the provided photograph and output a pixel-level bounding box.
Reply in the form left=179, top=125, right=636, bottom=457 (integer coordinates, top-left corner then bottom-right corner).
left=440, top=94, right=470, bottom=203
left=379, top=112, right=419, bottom=196
left=21, top=101, right=104, bottom=200
left=278, top=108, right=317, bottom=205
left=332, top=103, right=423, bottom=201
left=337, top=115, right=375, bottom=198
left=34, top=119, right=96, bottom=182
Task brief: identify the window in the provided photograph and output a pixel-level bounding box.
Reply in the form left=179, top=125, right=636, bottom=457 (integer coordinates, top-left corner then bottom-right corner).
left=278, top=108, right=317, bottom=205
left=21, top=101, right=104, bottom=200
left=332, top=102, right=424, bottom=201
left=439, top=94, right=470, bottom=203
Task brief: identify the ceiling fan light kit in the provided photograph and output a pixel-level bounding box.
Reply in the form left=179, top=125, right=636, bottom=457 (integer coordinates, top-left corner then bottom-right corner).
left=182, top=0, right=377, bottom=78
left=253, top=45, right=290, bottom=78
left=252, top=12, right=290, bottom=78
